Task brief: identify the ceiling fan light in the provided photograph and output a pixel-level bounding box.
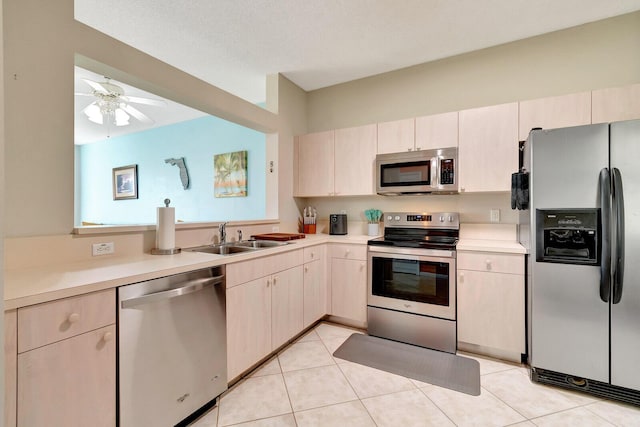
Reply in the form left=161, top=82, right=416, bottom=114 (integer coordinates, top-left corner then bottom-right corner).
left=115, top=108, right=130, bottom=126
left=84, top=104, right=103, bottom=124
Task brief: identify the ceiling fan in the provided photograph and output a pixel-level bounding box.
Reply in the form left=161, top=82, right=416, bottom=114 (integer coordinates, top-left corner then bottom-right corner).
left=75, top=77, right=166, bottom=127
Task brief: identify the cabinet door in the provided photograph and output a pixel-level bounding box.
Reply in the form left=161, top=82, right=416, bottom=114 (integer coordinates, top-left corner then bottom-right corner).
left=303, top=259, right=327, bottom=328
left=592, top=83, right=640, bottom=124
left=226, top=278, right=272, bottom=381
left=377, top=118, right=415, bottom=154
left=457, top=269, right=525, bottom=354
left=334, top=124, right=377, bottom=196
left=17, top=325, right=115, bottom=427
left=458, top=102, right=518, bottom=192
left=519, top=92, right=591, bottom=141
left=5, top=310, right=17, bottom=427
left=331, top=258, right=367, bottom=323
left=415, top=111, right=458, bottom=151
left=297, top=130, right=335, bottom=196
left=272, top=266, right=304, bottom=350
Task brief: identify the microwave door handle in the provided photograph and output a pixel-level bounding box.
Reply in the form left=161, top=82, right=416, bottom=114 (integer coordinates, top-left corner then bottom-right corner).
left=430, top=157, right=438, bottom=189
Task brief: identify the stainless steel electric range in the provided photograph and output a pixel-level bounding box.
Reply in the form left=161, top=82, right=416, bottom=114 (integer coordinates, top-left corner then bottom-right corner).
left=367, top=212, right=459, bottom=353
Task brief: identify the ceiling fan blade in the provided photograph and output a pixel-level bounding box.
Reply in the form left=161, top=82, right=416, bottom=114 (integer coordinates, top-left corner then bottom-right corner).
left=123, top=96, right=166, bottom=107
left=82, top=78, right=109, bottom=94
left=121, top=104, right=154, bottom=124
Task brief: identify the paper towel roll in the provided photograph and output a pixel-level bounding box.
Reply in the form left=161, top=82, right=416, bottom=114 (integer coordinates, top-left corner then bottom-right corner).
left=156, top=207, right=176, bottom=250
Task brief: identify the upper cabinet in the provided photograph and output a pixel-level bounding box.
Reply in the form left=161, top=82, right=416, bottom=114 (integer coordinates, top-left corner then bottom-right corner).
left=377, top=112, right=458, bottom=154
left=458, top=102, right=518, bottom=193
left=592, top=83, right=640, bottom=124
left=296, top=130, right=335, bottom=197
left=377, top=118, right=415, bottom=154
left=519, top=92, right=591, bottom=141
left=296, top=125, right=377, bottom=197
left=415, top=111, right=458, bottom=150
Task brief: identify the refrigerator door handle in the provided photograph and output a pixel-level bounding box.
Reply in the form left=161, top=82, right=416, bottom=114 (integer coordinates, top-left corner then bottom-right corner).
left=612, top=167, right=625, bottom=304
left=599, top=168, right=611, bottom=303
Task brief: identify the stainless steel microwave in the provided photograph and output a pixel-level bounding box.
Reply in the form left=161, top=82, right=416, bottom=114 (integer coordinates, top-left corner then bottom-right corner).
left=376, top=148, right=458, bottom=195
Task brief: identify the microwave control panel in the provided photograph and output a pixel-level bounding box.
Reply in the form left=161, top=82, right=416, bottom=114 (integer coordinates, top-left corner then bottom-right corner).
left=440, top=158, right=455, bottom=185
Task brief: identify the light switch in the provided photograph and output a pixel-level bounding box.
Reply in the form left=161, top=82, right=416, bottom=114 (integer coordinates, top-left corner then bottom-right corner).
left=490, top=209, right=500, bottom=223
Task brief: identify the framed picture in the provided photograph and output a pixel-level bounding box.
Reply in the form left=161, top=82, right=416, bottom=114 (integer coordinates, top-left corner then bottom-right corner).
left=113, top=164, right=138, bottom=200
left=214, top=150, right=248, bottom=197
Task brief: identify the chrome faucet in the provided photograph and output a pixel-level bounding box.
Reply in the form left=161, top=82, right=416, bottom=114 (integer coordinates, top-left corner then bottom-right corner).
left=219, top=222, right=228, bottom=245
left=237, top=229, right=243, bottom=242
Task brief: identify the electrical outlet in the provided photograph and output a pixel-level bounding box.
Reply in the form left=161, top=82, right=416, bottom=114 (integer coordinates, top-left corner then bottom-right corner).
left=272, top=226, right=280, bottom=232
left=92, top=242, right=114, bottom=256
left=490, top=209, right=500, bottom=223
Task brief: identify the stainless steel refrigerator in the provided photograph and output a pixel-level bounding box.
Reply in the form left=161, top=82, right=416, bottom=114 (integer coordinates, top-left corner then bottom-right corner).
left=520, top=119, right=640, bottom=404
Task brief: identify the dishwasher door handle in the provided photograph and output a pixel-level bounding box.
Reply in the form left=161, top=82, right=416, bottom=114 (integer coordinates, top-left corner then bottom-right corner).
left=121, top=275, right=224, bottom=309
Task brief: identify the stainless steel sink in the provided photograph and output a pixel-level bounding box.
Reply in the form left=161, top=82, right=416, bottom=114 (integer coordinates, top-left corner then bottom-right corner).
left=186, top=244, right=257, bottom=255
left=235, top=240, right=289, bottom=248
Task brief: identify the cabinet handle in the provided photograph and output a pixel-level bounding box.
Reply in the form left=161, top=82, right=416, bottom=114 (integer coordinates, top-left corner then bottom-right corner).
left=304, top=266, right=309, bottom=273
left=416, top=147, right=421, bottom=151
left=267, top=278, right=271, bottom=287
left=345, top=250, right=351, bottom=257
left=360, top=263, right=365, bottom=272
left=310, top=252, right=315, bottom=258
left=67, top=313, right=80, bottom=324
left=407, top=147, right=413, bottom=152
left=273, top=276, right=278, bottom=286
left=459, top=272, right=464, bottom=283
left=102, top=331, right=113, bottom=342
left=485, top=260, right=492, bottom=270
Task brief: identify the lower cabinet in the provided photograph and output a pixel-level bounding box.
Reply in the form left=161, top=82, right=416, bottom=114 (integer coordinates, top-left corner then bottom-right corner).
left=226, top=250, right=305, bottom=381
left=13, top=289, right=116, bottom=427
left=330, top=245, right=368, bottom=324
left=303, top=246, right=327, bottom=328
left=457, top=252, right=525, bottom=361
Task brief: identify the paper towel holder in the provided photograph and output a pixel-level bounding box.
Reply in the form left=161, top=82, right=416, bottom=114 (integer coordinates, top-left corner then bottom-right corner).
left=151, top=198, right=182, bottom=255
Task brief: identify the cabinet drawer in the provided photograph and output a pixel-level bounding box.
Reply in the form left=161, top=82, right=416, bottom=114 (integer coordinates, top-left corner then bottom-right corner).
left=330, top=244, right=367, bottom=261
left=457, top=252, right=524, bottom=275
left=18, top=289, right=115, bottom=353
left=227, top=249, right=303, bottom=288
left=303, top=245, right=326, bottom=263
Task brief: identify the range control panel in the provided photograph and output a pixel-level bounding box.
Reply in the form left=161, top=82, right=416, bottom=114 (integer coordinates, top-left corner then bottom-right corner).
left=384, top=212, right=460, bottom=229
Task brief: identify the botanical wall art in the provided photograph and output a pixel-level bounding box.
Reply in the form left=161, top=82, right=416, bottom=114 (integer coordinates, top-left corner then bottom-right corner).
left=113, top=164, right=138, bottom=200
left=214, top=150, right=247, bottom=197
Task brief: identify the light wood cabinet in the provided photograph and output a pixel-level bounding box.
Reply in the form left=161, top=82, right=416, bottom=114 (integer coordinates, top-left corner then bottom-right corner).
left=15, top=289, right=116, bottom=427
left=458, top=102, right=518, bottom=192
left=271, top=266, right=304, bottom=350
left=303, top=246, right=327, bottom=328
left=226, top=277, right=272, bottom=381
left=5, top=310, right=17, bottom=427
left=330, top=244, right=368, bottom=324
left=519, top=92, right=592, bottom=141
left=296, top=130, right=334, bottom=196
left=592, top=83, right=640, bottom=124
left=226, top=250, right=305, bottom=381
left=415, top=111, right=458, bottom=150
left=377, top=118, right=415, bottom=154
left=296, top=124, right=377, bottom=196
left=457, top=252, right=525, bottom=361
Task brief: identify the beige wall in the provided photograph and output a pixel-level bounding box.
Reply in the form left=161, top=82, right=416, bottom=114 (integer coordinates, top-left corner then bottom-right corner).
left=306, top=11, right=640, bottom=132
left=3, top=0, right=283, bottom=237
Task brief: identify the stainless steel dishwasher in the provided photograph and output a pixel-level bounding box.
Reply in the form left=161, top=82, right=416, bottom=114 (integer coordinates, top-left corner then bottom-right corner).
left=118, top=266, right=227, bottom=427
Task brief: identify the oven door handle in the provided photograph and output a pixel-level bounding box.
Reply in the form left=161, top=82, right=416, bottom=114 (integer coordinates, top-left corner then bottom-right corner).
left=121, top=276, right=224, bottom=309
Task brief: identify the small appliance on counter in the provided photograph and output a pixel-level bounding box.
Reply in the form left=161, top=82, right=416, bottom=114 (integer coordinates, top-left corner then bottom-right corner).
left=330, top=213, right=348, bottom=235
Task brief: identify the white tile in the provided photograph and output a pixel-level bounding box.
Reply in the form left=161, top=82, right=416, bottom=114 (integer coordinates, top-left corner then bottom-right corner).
left=217, top=374, right=292, bottom=426
left=296, top=329, right=321, bottom=342
left=190, top=405, right=218, bottom=427
left=250, top=357, right=281, bottom=378
left=283, top=364, right=358, bottom=411
left=423, top=386, right=526, bottom=426
left=361, top=389, right=455, bottom=427
left=278, top=340, right=335, bottom=372
left=482, top=369, right=597, bottom=419
left=322, top=336, right=354, bottom=364
left=338, top=361, right=415, bottom=399
left=227, top=414, right=297, bottom=427
left=585, top=399, right=640, bottom=427
left=314, top=322, right=362, bottom=341
left=295, top=400, right=376, bottom=427
left=531, top=406, right=615, bottom=426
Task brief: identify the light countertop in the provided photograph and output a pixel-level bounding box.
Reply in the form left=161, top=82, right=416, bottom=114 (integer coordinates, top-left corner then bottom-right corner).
left=457, top=239, right=527, bottom=254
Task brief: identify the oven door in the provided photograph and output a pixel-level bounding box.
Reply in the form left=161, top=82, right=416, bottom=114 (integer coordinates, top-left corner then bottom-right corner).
left=368, top=246, right=456, bottom=320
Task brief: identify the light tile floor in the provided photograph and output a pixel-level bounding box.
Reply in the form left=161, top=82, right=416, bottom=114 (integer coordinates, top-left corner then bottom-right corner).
left=191, top=322, right=640, bottom=426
